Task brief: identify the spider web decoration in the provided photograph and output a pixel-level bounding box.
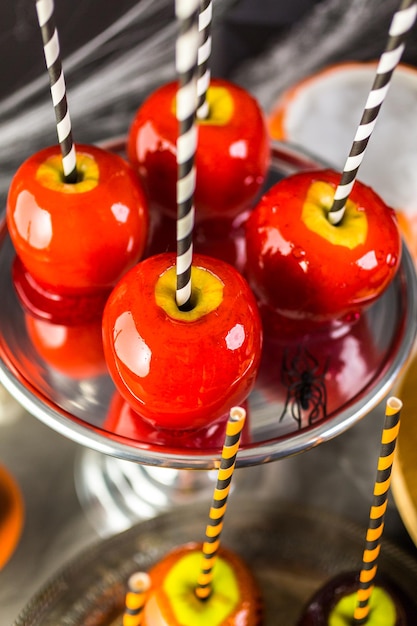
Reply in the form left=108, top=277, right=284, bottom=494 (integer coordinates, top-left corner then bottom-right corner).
left=279, top=346, right=329, bottom=429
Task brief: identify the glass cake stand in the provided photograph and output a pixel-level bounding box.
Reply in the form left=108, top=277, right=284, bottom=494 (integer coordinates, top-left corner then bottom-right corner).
left=1, top=141, right=416, bottom=534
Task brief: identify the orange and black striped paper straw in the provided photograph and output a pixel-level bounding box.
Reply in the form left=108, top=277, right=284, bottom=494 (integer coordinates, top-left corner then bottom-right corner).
left=352, top=396, right=402, bottom=625
left=195, top=406, right=246, bottom=600
left=123, top=572, right=150, bottom=626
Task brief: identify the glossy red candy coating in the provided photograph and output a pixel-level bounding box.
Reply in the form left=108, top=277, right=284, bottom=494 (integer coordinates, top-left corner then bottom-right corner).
left=7, top=143, right=149, bottom=295
left=102, top=252, right=263, bottom=431
left=104, top=392, right=252, bottom=450
left=25, top=312, right=107, bottom=380
left=245, top=169, right=402, bottom=323
left=127, top=78, right=270, bottom=222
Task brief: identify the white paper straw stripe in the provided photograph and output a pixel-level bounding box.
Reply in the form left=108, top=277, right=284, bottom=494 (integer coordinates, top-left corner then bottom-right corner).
left=177, top=169, right=197, bottom=204
left=353, top=119, right=377, bottom=142
left=176, top=247, right=194, bottom=275
left=176, top=28, right=200, bottom=73
left=62, top=145, right=76, bottom=175
left=56, top=110, right=72, bottom=142
left=198, top=35, right=211, bottom=65
left=199, top=2, right=212, bottom=30
left=333, top=181, right=356, bottom=200
left=175, top=0, right=200, bottom=19
left=50, top=70, right=66, bottom=106
left=177, top=208, right=195, bottom=240
left=329, top=0, right=416, bottom=223
left=177, top=126, right=198, bottom=164
left=390, top=4, right=417, bottom=35
left=36, top=0, right=77, bottom=182
left=175, top=283, right=192, bottom=306
left=43, top=30, right=60, bottom=68
left=378, top=45, right=405, bottom=74
left=365, top=83, right=390, bottom=108
left=342, top=154, right=364, bottom=172
left=177, top=81, right=198, bottom=121
left=198, top=72, right=210, bottom=98
left=35, top=0, right=53, bottom=27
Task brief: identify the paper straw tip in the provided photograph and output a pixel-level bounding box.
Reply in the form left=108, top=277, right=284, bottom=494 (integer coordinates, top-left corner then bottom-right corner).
left=128, top=571, right=151, bottom=593
left=386, top=396, right=402, bottom=412
left=230, top=406, right=246, bottom=423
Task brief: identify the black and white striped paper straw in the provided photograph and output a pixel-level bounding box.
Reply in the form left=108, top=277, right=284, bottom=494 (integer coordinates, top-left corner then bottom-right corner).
left=328, top=0, right=417, bottom=225
left=197, top=0, right=212, bottom=119
left=175, top=0, right=200, bottom=309
left=352, top=396, right=402, bottom=625
left=35, top=0, right=77, bottom=183
left=195, top=406, right=246, bottom=600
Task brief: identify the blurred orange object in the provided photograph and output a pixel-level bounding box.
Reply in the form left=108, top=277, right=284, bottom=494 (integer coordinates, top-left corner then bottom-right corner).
left=268, top=61, right=417, bottom=265
left=0, top=464, right=24, bottom=569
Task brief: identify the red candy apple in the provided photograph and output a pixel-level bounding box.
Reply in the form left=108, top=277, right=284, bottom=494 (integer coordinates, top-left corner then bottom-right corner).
left=102, top=252, right=262, bottom=431
left=127, top=78, right=270, bottom=223
left=7, top=143, right=149, bottom=321
left=25, top=312, right=107, bottom=380
left=245, top=169, right=401, bottom=332
left=141, top=542, right=263, bottom=626
left=104, top=392, right=252, bottom=449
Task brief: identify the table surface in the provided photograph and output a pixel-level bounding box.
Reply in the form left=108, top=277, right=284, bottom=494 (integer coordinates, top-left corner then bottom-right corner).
left=1, top=388, right=416, bottom=625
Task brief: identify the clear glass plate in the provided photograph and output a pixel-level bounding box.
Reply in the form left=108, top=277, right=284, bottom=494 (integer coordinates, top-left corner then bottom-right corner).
left=0, top=141, right=416, bottom=469
left=12, top=499, right=417, bottom=626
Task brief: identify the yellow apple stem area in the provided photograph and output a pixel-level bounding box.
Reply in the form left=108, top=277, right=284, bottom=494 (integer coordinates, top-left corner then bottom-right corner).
left=155, top=265, right=224, bottom=321
left=328, top=586, right=396, bottom=626
left=36, top=153, right=99, bottom=193
left=301, top=181, right=368, bottom=249
left=161, top=552, right=240, bottom=626
left=172, top=85, right=235, bottom=126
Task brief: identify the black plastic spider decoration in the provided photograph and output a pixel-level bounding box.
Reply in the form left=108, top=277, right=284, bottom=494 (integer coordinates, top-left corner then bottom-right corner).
left=279, top=347, right=329, bottom=429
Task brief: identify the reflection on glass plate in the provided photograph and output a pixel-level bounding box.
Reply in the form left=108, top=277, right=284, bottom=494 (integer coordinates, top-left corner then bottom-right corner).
left=13, top=499, right=417, bottom=626
left=0, top=141, right=416, bottom=469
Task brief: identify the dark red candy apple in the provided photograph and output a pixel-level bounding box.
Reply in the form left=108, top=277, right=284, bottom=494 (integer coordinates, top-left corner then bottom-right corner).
left=127, top=78, right=270, bottom=223
left=297, top=571, right=417, bottom=625
left=7, top=143, right=149, bottom=322
left=102, top=252, right=262, bottom=431
left=145, top=210, right=249, bottom=274
left=245, top=169, right=401, bottom=334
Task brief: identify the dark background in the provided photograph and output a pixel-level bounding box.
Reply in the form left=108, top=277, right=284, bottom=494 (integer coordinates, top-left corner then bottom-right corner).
left=0, top=0, right=416, bottom=198
left=3, top=0, right=417, bottom=102
left=0, top=0, right=325, bottom=99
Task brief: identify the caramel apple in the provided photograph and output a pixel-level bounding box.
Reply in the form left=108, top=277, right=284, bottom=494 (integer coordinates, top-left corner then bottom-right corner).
left=7, top=143, right=149, bottom=323
left=297, top=571, right=417, bottom=626
left=245, top=169, right=401, bottom=336
left=102, top=252, right=262, bottom=431
left=141, top=542, right=263, bottom=626
left=127, top=78, right=270, bottom=223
